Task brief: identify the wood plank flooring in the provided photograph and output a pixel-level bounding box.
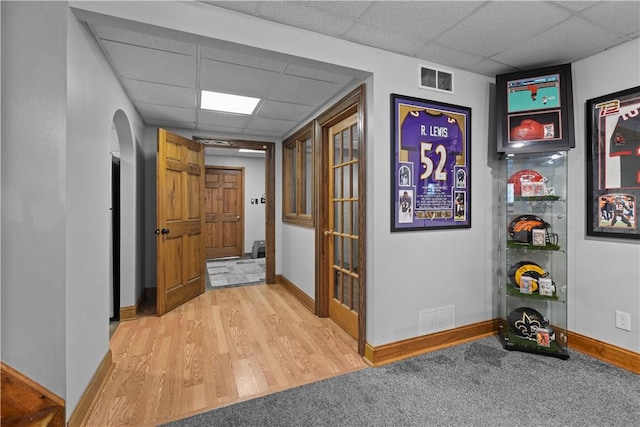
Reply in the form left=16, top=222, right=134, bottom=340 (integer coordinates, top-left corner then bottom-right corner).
left=84, top=284, right=368, bottom=426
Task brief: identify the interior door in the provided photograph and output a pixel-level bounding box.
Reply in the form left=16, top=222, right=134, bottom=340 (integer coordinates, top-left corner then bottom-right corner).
left=204, top=166, right=244, bottom=259
left=327, top=114, right=359, bottom=339
left=156, top=129, right=205, bottom=316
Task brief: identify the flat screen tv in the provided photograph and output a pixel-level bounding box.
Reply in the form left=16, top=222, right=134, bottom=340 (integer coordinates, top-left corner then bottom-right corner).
left=496, top=63, right=575, bottom=154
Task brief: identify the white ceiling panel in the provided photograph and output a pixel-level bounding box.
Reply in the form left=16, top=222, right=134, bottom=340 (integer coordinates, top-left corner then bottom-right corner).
left=344, top=22, right=425, bottom=57
left=135, top=102, right=196, bottom=123
left=257, top=99, right=315, bottom=122
left=283, top=63, right=355, bottom=85
left=582, top=2, right=640, bottom=36
left=256, top=1, right=355, bottom=37
left=358, top=1, right=483, bottom=40
left=92, top=24, right=197, bottom=56
left=200, top=45, right=287, bottom=72
left=101, top=40, right=196, bottom=88
left=199, top=58, right=280, bottom=98
left=247, top=116, right=300, bottom=134
left=436, top=2, right=571, bottom=58
left=76, top=1, right=638, bottom=142
left=198, top=110, right=252, bottom=128
left=121, top=78, right=196, bottom=109
left=493, top=16, right=622, bottom=68
left=268, top=74, right=343, bottom=106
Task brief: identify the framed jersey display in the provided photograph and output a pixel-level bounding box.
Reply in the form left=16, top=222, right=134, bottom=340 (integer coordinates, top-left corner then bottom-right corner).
left=391, top=94, right=471, bottom=231
left=586, top=86, right=640, bottom=240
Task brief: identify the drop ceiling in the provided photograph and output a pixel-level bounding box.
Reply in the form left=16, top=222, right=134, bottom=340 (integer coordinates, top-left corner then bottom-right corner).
left=83, top=1, right=639, bottom=144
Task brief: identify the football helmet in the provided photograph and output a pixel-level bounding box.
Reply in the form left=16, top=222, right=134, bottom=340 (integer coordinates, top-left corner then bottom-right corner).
left=508, top=169, right=552, bottom=196
left=507, top=307, right=555, bottom=342
left=507, top=261, right=554, bottom=293
left=508, top=214, right=558, bottom=246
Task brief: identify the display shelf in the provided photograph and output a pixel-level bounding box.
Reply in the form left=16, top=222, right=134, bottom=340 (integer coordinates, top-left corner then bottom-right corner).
left=499, top=151, right=569, bottom=359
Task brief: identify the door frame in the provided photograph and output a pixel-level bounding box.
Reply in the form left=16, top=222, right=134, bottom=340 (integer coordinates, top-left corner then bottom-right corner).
left=198, top=139, right=276, bottom=284
left=315, top=85, right=366, bottom=354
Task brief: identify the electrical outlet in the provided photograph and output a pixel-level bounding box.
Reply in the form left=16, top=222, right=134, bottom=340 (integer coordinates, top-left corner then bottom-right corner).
left=615, top=310, right=631, bottom=332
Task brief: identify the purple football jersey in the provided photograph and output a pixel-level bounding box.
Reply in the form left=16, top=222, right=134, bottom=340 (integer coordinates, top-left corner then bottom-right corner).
left=400, top=110, right=463, bottom=211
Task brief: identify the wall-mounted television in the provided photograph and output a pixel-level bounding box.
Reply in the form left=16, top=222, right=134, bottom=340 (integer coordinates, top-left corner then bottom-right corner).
left=496, top=63, right=575, bottom=154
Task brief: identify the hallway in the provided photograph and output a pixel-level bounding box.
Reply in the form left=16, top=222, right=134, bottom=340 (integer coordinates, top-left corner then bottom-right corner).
left=84, top=284, right=368, bottom=426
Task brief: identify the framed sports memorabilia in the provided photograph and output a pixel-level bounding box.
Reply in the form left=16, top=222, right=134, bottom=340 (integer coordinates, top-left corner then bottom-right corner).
left=586, top=86, right=640, bottom=239
left=496, top=63, right=575, bottom=154
left=390, top=94, right=471, bottom=231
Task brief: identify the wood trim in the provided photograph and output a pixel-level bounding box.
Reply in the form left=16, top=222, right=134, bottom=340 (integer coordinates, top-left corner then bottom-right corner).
left=119, top=289, right=145, bottom=321
left=68, top=350, right=114, bottom=427
left=276, top=274, right=315, bottom=312
left=364, top=319, right=499, bottom=366
left=1, top=362, right=65, bottom=427
left=568, top=330, right=640, bottom=374
left=315, top=84, right=367, bottom=354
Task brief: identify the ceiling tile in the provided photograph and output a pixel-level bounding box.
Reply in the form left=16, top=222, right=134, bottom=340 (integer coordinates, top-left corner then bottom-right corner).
left=200, top=45, right=287, bottom=72
left=492, top=16, right=620, bottom=69
left=246, top=116, right=299, bottom=134
left=101, top=40, right=196, bottom=87
left=256, top=1, right=354, bottom=37
left=92, top=24, right=197, bottom=56
left=283, top=63, right=355, bottom=84
left=473, top=60, right=520, bottom=78
left=121, top=78, right=196, bottom=109
left=415, top=43, right=484, bottom=70
left=197, top=123, right=247, bottom=133
left=204, top=1, right=261, bottom=14
left=359, top=1, right=483, bottom=40
left=344, top=22, right=425, bottom=57
left=436, top=2, right=571, bottom=58
left=554, top=1, right=596, bottom=12
left=135, top=102, right=196, bottom=123
left=200, top=58, right=280, bottom=98
left=581, top=2, right=640, bottom=36
left=257, top=99, right=315, bottom=122
left=268, top=74, right=342, bottom=106
left=198, top=109, right=252, bottom=128
left=304, top=1, right=373, bottom=19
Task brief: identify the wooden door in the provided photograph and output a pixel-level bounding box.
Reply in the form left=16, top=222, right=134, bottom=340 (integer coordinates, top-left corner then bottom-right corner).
left=156, top=129, right=205, bottom=316
left=326, top=114, right=360, bottom=339
left=204, top=166, right=244, bottom=259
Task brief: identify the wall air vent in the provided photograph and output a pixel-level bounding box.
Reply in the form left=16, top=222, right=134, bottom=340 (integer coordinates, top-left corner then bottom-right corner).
left=418, top=65, right=454, bottom=94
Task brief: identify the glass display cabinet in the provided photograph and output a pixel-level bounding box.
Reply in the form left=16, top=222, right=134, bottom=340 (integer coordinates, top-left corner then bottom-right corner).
left=498, top=151, right=569, bottom=359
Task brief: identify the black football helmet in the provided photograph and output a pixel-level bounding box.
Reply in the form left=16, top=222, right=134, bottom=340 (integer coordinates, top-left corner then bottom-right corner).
left=508, top=214, right=558, bottom=245
left=507, top=307, right=555, bottom=342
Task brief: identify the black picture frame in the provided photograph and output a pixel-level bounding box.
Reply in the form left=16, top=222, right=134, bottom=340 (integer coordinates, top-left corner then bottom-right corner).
left=390, top=94, right=471, bottom=232
left=586, top=86, right=640, bottom=239
left=496, top=63, right=575, bottom=154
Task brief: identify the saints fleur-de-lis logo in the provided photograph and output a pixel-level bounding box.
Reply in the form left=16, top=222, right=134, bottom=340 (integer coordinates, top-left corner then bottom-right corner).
left=514, top=311, right=542, bottom=339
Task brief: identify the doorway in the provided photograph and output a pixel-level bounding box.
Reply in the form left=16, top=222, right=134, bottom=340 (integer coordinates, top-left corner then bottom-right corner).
left=110, top=154, right=121, bottom=322
left=316, top=85, right=367, bottom=354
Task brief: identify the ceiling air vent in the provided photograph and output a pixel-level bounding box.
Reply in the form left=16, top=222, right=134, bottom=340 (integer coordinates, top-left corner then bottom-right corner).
left=419, top=65, right=454, bottom=94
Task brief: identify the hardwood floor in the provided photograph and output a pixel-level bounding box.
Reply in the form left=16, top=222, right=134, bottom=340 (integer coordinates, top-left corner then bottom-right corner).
left=84, top=284, right=368, bottom=426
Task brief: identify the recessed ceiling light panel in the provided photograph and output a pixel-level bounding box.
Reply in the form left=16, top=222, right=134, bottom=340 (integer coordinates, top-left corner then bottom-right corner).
left=201, top=90, right=260, bottom=115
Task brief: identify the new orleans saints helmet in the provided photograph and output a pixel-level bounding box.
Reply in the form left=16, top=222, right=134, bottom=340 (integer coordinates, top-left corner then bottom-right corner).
left=507, top=307, right=556, bottom=342
left=508, top=214, right=558, bottom=246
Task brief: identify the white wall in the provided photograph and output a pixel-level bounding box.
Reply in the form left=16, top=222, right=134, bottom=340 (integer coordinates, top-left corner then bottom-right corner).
left=1, top=0, right=68, bottom=397
left=66, top=6, right=145, bottom=414
left=569, top=39, right=640, bottom=352
left=1, top=2, right=145, bottom=416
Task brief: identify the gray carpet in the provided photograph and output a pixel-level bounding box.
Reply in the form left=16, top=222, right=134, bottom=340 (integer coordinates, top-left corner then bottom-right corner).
left=164, top=336, right=639, bottom=426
